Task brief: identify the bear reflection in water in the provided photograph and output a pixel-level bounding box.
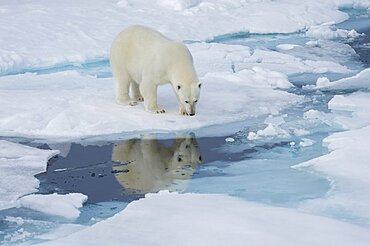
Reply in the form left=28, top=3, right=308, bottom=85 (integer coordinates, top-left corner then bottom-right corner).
left=112, top=134, right=202, bottom=193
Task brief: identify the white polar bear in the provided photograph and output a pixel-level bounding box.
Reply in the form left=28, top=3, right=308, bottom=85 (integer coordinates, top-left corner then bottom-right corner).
left=110, top=25, right=201, bottom=115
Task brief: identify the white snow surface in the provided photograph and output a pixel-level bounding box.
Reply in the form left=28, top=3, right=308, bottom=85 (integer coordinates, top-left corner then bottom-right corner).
left=310, top=68, right=370, bottom=90
left=328, top=92, right=370, bottom=129
left=0, top=0, right=367, bottom=74
left=0, top=43, right=304, bottom=141
left=294, top=91, right=370, bottom=226
left=248, top=123, right=289, bottom=140
left=295, top=125, right=370, bottom=224
left=306, top=22, right=360, bottom=40
left=17, top=193, right=88, bottom=220
left=39, top=191, right=370, bottom=246
left=0, top=140, right=59, bottom=210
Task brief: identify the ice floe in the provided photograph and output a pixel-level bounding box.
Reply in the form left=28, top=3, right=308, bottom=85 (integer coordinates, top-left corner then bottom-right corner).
left=17, top=193, right=88, bottom=220
left=0, top=140, right=59, bottom=210
left=308, top=68, right=370, bottom=90
left=295, top=124, right=370, bottom=226
left=0, top=0, right=367, bottom=74
left=39, top=191, right=370, bottom=246
left=0, top=44, right=304, bottom=141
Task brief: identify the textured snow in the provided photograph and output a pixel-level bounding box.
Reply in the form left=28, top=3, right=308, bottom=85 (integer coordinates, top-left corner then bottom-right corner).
left=0, top=43, right=303, bottom=140
left=0, top=0, right=366, bottom=74
left=0, top=141, right=59, bottom=210
left=306, top=22, right=360, bottom=40
left=294, top=91, right=370, bottom=225
left=299, top=138, right=316, bottom=147
left=328, top=92, right=370, bottom=129
left=248, top=123, right=289, bottom=140
left=310, top=68, right=370, bottom=90
left=17, top=193, right=88, bottom=220
left=246, top=49, right=352, bottom=75
left=295, top=125, right=370, bottom=224
left=1, top=0, right=370, bottom=244
left=39, top=191, right=370, bottom=246
left=191, top=42, right=352, bottom=77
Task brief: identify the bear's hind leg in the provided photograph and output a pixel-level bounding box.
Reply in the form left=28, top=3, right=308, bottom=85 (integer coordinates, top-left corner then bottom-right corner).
left=131, top=82, right=144, bottom=102
left=140, top=82, right=165, bottom=114
left=114, top=71, right=137, bottom=106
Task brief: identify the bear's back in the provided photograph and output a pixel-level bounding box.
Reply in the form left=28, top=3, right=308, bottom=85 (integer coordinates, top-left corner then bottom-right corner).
left=112, top=25, right=170, bottom=55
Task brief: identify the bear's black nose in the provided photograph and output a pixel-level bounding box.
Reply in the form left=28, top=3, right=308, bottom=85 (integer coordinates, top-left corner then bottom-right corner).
left=189, top=113, right=195, bottom=116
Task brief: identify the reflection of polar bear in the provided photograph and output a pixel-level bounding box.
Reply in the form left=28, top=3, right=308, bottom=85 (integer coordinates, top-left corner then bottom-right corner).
left=112, top=134, right=202, bottom=193
left=110, top=25, right=201, bottom=115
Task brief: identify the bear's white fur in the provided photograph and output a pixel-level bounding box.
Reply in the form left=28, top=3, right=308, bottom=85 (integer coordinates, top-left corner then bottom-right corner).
left=110, top=25, right=201, bottom=115
left=112, top=134, right=202, bottom=193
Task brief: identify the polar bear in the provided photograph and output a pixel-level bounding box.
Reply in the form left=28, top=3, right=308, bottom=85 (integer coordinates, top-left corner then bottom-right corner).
left=111, top=134, right=202, bottom=193
left=110, top=25, right=201, bottom=115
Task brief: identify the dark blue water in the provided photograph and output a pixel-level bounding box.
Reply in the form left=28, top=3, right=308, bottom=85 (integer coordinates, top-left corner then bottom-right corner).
left=34, top=133, right=329, bottom=205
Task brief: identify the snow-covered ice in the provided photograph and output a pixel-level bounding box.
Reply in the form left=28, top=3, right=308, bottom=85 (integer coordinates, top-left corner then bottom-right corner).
left=294, top=89, right=370, bottom=226
left=248, top=123, right=290, bottom=140
left=309, top=67, right=370, bottom=90
left=295, top=124, right=370, bottom=225
left=0, top=0, right=367, bottom=74
left=39, top=191, right=370, bottom=246
left=0, top=140, right=59, bottom=210
left=0, top=44, right=304, bottom=140
left=1, top=0, right=370, bottom=245
left=306, top=22, right=360, bottom=40
left=17, top=193, right=88, bottom=220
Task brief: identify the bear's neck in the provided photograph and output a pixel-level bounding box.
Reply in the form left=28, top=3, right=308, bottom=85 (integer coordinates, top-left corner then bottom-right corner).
left=169, top=61, right=198, bottom=84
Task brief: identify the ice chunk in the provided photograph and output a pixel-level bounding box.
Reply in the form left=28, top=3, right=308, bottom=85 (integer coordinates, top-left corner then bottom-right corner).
left=225, top=137, right=235, bottom=142
left=313, top=68, right=370, bottom=90
left=276, top=44, right=301, bottom=50
left=17, top=193, right=88, bottom=220
left=306, top=22, right=360, bottom=40
left=294, top=125, right=370, bottom=225
left=39, top=192, right=370, bottom=246
left=299, top=138, right=315, bottom=147
left=247, top=49, right=351, bottom=75
left=0, top=140, right=59, bottom=210
left=316, top=77, right=331, bottom=87
left=248, top=123, right=289, bottom=140
left=328, top=92, right=370, bottom=130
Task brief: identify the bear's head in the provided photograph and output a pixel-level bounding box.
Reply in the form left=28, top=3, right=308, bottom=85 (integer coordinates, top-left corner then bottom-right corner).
left=176, top=82, right=202, bottom=116
left=171, top=133, right=202, bottom=171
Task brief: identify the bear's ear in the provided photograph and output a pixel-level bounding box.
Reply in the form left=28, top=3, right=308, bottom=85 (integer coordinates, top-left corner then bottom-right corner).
left=177, top=85, right=181, bottom=90
left=198, top=83, right=202, bottom=88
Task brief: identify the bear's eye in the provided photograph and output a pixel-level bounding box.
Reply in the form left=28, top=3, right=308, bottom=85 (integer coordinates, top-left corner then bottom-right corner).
left=177, top=85, right=181, bottom=90
left=199, top=156, right=202, bottom=161
left=198, top=83, right=202, bottom=88
left=194, top=100, right=198, bottom=103
left=185, top=101, right=189, bottom=104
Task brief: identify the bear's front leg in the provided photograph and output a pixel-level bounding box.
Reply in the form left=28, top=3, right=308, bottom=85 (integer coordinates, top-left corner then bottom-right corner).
left=140, top=82, right=166, bottom=114
left=179, top=105, right=188, bottom=116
